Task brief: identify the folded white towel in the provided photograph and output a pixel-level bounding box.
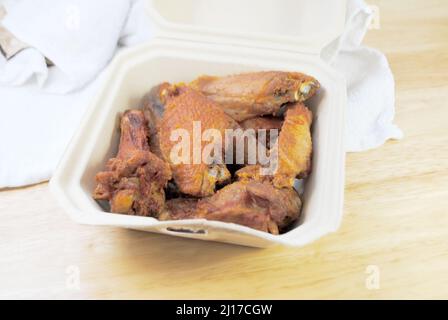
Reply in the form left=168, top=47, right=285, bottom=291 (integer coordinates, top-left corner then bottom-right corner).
left=326, top=0, right=403, bottom=151
left=0, top=0, right=152, bottom=187
left=0, top=0, right=402, bottom=188
left=1, top=0, right=130, bottom=93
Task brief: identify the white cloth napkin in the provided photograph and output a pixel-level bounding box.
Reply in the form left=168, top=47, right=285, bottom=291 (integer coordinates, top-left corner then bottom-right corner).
left=0, top=0, right=402, bottom=188
left=0, top=0, right=131, bottom=93
left=324, top=0, right=403, bottom=151
left=0, top=0, right=152, bottom=187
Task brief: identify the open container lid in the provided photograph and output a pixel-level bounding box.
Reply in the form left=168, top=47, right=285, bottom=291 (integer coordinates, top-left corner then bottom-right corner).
left=147, top=0, right=347, bottom=55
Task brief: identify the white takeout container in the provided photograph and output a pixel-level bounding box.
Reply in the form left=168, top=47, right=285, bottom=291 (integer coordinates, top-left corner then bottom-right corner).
left=50, top=0, right=347, bottom=248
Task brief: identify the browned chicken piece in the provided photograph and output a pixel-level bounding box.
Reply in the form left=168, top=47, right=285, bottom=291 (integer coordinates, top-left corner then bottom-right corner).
left=113, top=109, right=150, bottom=158
left=196, top=181, right=278, bottom=234
left=139, top=82, right=172, bottom=158
left=189, top=71, right=319, bottom=121
left=236, top=102, right=313, bottom=188
left=93, top=110, right=172, bottom=216
left=158, top=85, right=239, bottom=197
left=159, top=180, right=301, bottom=234
left=272, top=102, right=313, bottom=187
left=243, top=181, right=302, bottom=232
left=239, top=116, right=283, bottom=149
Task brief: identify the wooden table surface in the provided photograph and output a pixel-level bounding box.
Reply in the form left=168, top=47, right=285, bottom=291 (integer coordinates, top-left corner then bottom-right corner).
left=1, top=0, right=447, bottom=299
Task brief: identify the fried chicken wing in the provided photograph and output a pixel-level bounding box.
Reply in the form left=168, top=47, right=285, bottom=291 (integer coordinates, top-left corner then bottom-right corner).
left=158, top=85, right=238, bottom=197
left=272, top=102, right=312, bottom=187
left=93, top=110, right=172, bottom=216
left=236, top=102, right=312, bottom=188
left=189, top=71, right=319, bottom=121
left=160, top=180, right=301, bottom=234
left=198, top=181, right=278, bottom=234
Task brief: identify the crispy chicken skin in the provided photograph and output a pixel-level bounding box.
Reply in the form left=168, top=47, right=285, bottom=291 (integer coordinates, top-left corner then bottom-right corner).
left=93, top=110, right=172, bottom=216
left=189, top=71, right=319, bottom=121
left=236, top=102, right=313, bottom=188
left=272, top=102, right=312, bottom=187
left=159, top=181, right=302, bottom=234
left=158, top=85, right=238, bottom=197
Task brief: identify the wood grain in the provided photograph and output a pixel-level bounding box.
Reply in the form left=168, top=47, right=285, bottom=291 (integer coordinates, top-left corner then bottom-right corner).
left=1, top=0, right=447, bottom=299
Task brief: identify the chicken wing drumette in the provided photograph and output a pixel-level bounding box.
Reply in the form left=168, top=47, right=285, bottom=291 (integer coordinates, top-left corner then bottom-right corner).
left=92, top=110, right=172, bottom=216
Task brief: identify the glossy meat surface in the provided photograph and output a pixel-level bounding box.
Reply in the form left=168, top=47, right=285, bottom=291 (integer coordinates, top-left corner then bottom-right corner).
left=190, top=71, right=319, bottom=121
